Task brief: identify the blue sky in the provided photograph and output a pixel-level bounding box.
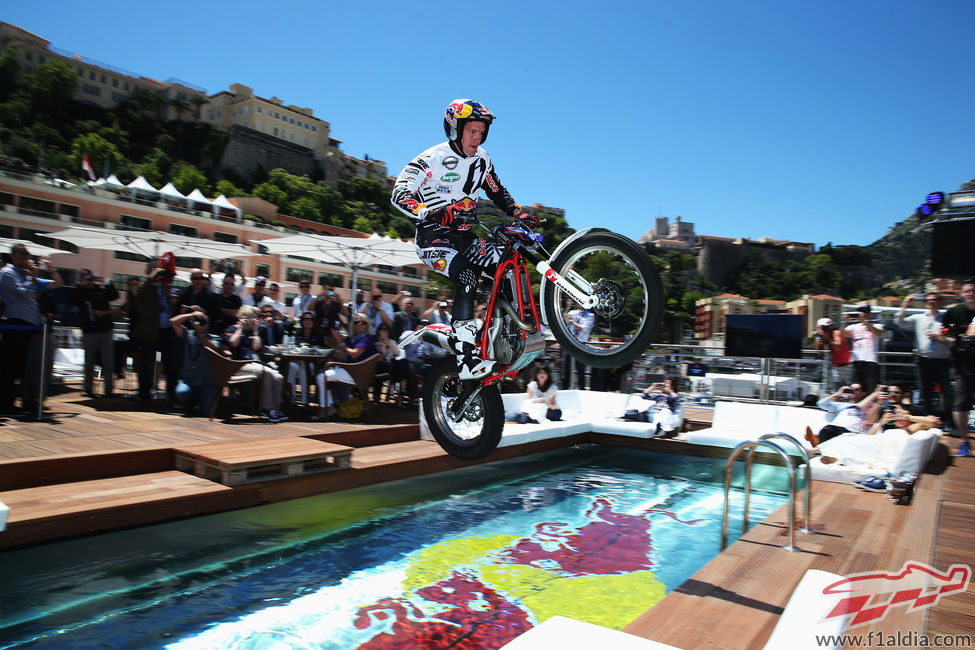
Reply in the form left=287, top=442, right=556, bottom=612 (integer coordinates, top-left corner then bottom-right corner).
left=6, top=1, right=973, bottom=247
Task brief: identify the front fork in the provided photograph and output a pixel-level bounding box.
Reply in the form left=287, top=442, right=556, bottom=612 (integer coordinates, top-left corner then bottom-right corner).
left=534, top=259, right=598, bottom=311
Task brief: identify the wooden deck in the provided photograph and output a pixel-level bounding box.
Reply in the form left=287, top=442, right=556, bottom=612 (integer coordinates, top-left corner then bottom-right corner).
left=0, top=390, right=971, bottom=647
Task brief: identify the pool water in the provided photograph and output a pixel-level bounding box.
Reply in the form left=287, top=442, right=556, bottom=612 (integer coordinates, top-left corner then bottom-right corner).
left=0, top=445, right=788, bottom=649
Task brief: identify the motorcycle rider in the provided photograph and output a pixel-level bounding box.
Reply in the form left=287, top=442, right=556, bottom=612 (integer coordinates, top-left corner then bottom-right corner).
left=392, top=99, right=539, bottom=380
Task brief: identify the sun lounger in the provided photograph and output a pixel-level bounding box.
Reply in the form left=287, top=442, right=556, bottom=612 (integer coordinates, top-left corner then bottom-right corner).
left=499, top=615, right=679, bottom=649
left=763, top=569, right=847, bottom=649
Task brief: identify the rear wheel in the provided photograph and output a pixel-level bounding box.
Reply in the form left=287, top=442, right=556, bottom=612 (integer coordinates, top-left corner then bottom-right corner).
left=543, top=231, right=663, bottom=368
left=422, top=358, right=504, bottom=460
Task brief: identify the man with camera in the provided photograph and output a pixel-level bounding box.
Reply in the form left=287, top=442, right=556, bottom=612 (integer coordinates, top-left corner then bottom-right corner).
left=357, top=288, right=393, bottom=335
left=0, top=243, right=63, bottom=416
left=897, top=293, right=952, bottom=425
left=131, top=266, right=180, bottom=403
left=806, top=383, right=880, bottom=446
left=72, top=269, right=121, bottom=398
left=312, top=282, right=347, bottom=341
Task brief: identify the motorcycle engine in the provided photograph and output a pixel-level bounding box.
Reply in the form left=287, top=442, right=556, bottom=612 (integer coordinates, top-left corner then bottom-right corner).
left=493, top=328, right=524, bottom=365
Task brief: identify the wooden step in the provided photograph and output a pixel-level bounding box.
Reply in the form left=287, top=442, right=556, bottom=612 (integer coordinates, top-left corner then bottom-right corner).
left=174, top=437, right=354, bottom=486
left=1, top=471, right=231, bottom=524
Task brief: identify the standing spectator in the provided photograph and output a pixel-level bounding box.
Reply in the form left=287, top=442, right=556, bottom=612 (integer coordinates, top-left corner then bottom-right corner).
left=291, top=280, right=315, bottom=318
left=265, top=282, right=287, bottom=318
left=814, top=317, right=851, bottom=390
left=313, top=282, right=347, bottom=339
left=0, top=244, right=63, bottom=417
left=941, top=280, right=975, bottom=455
left=560, top=299, right=596, bottom=390
left=358, top=288, right=394, bottom=334
left=896, top=293, right=952, bottom=425
left=376, top=322, right=410, bottom=407
left=176, top=268, right=221, bottom=326
left=842, top=305, right=884, bottom=393
left=241, top=276, right=272, bottom=310
left=392, top=295, right=417, bottom=339
left=72, top=270, right=120, bottom=398
left=424, top=300, right=453, bottom=326
left=215, top=273, right=243, bottom=334
left=224, top=305, right=288, bottom=423
left=171, top=310, right=217, bottom=416
left=131, top=267, right=179, bottom=403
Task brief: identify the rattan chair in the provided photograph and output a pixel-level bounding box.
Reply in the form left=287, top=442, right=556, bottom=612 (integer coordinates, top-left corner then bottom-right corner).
left=204, top=347, right=261, bottom=420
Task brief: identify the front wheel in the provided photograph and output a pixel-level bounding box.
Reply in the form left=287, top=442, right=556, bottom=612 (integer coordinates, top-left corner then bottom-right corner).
left=543, top=230, right=663, bottom=368
left=422, top=358, right=504, bottom=461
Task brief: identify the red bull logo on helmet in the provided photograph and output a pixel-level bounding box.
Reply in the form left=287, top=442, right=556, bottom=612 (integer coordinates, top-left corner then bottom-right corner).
left=434, top=258, right=447, bottom=272
left=450, top=101, right=473, bottom=119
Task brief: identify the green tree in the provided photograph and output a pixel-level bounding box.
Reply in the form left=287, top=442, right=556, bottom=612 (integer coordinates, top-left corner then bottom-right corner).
left=289, top=196, right=320, bottom=221
left=0, top=48, right=19, bottom=101
left=215, top=179, right=246, bottom=198
left=172, top=161, right=210, bottom=195
left=352, top=215, right=373, bottom=234
left=131, top=148, right=172, bottom=187
left=69, top=132, right=125, bottom=178
left=252, top=181, right=287, bottom=209
left=27, top=59, right=77, bottom=117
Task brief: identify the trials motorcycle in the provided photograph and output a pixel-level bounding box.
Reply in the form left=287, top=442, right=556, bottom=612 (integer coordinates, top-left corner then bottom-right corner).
left=400, top=215, right=663, bottom=460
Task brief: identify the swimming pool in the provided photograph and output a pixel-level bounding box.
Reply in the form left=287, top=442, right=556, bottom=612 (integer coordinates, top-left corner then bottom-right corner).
left=0, top=445, right=788, bottom=649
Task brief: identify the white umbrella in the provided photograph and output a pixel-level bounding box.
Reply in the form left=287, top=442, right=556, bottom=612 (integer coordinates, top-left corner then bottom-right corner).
left=185, top=188, right=212, bottom=210
left=0, top=237, right=74, bottom=258
left=45, top=226, right=257, bottom=261
left=251, top=232, right=418, bottom=296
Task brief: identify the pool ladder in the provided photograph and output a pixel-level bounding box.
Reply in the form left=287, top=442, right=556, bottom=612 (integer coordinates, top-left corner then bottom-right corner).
left=720, top=433, right=813, bottom=552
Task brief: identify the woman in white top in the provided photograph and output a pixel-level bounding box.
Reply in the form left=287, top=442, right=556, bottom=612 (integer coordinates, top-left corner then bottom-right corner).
left=520, top=365, right=561, bottom=423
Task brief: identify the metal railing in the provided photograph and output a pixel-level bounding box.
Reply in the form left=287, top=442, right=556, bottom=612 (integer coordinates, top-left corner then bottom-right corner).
left=721, top=439, right=801, bottom=552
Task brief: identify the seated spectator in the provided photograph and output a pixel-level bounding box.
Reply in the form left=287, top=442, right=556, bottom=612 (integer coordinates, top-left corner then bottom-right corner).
left=171, top=310, right=217, bottom=416
left=314, top=313, right=377, bottom=420
left=258, top=304, right=286, bottom=347
left=519, top=365, right=561, bottom=423
left=805, top=383, right=881, bottom=447
left=641, top=376, right=683, bottom=437
left=287, top=311, right=325, bottom=407
left=865, top=384, right=909, bottom=426
left=224, top=305, right=288, bottom=423
left=376, top=322, right=411, bottom=407
left=866, top=403, right=942, bottom=436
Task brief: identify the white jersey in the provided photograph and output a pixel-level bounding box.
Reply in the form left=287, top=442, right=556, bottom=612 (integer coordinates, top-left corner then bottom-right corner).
left=391, top=141, right=517, bottom=223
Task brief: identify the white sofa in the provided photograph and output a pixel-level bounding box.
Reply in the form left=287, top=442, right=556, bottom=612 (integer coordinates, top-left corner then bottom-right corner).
left=681, top=400, right=942, bottom=483
left=682, top=401, right=827, bottom=450
left=499, top=390, right=661, bottom=447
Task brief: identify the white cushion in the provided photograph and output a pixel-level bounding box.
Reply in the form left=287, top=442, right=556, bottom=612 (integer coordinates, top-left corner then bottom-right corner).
left=763, top=570, right=847, bottom=649
left=500, top=615, right=680, bottom=649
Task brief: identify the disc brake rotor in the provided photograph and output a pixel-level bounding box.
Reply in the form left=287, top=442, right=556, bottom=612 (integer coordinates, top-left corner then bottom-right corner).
left=591, top=279, right=626, bottom=319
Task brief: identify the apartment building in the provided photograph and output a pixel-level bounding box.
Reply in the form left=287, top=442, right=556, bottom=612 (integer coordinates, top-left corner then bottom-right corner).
left=0, top=22, right=207, bottom=120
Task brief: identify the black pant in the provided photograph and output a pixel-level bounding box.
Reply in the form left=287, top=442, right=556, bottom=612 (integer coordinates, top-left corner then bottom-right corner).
left=0, top=319, right=39, bottom=411
left=916, top=356, right=953, bottom=421
left=133, top=328, right=179, bottom=400
left=818, top=424, right=850, bottom=444
left=852, top=361, right=880, bottom=394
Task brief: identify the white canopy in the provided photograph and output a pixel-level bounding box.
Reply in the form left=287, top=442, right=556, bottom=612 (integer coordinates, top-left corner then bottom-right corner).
left=102, top=174, right=125, bottom=191
left=126, top=176, right=158, bottom=197
left=158, top=182, right=187, bottom=204
left=185, top=188, right=212, bottom=209
left=46, top=226, right=257, bottom=261
left=211, top=194, right=242, bottom=221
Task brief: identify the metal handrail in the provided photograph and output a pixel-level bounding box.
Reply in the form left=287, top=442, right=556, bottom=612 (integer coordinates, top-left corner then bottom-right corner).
left=759, top=433, right=812, bottom=534
left=721, top=439, right=800, bottom=552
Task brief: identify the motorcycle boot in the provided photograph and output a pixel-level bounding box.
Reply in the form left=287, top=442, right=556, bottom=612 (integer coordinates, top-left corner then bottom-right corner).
left=452, top=319, right=497, bottom=381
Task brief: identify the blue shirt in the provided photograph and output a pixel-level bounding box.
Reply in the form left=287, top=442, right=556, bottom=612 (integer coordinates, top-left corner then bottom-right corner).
left=0, top=265, right=50, bottom=326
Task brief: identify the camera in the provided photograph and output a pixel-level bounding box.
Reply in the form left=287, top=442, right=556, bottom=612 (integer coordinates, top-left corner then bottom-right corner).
left=842, top=388, right=855, bottom=394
